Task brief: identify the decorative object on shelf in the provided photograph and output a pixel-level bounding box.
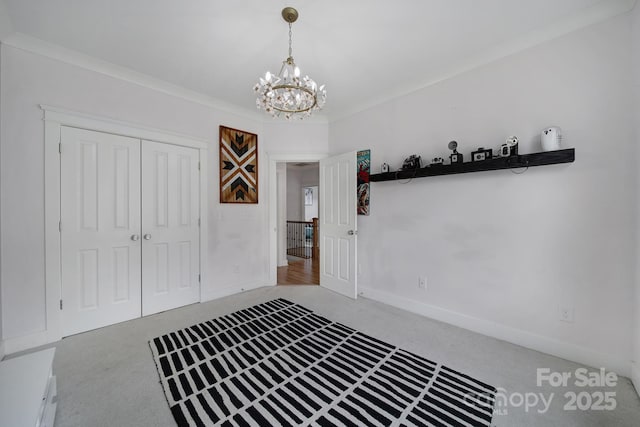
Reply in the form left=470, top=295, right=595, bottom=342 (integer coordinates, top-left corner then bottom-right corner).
left=506, top=135, right=519, bottom=145
left=541, top=126, right=562, bottom=151
left=401, top=155, right=422, bottom=170
left=471, top=147, right=493, bottom=162
left=381, top=162, right=390, bottom=173
left=219, top=126, right=258, bottom=204
left=254, top=7, right=327, bottom=120
left=369, top=149, right=575, bottom=182
left=357, top=149, right=370, bottom=216
left=430, top=157, right=445, bottom=166
left=500, top=136, right=519, bottom=157
left=448, top=140, right=463, bottom=164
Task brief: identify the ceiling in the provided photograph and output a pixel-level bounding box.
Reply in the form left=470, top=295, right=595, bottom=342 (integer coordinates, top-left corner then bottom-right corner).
left=0, top=0, right=635, bottom=121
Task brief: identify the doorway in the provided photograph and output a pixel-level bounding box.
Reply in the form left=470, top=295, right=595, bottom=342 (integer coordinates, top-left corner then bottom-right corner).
left=268, top=150, right=358, bottom=297
left=276, top=162, right=320, bottom=285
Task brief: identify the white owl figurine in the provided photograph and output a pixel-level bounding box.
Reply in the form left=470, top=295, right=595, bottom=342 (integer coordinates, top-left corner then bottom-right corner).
left=541, top=126, right=562, bottom=151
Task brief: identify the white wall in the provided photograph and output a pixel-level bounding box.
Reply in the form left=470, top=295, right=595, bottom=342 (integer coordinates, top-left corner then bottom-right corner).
left=301, top=165, right=319, bottom=188
left=0, top=0, right=12, bottom=41
left=276, top=163, right=288, bottom=266
left=330, top=14, right=635, bottom=375
left=632, top=4, right=640, bottom=392
left=0, top=44, right=328, bottom=343
left=302, top=166, right=319, bottom=221
left=286, top=164, right=320, bottom=222
left=286, top=165, right=304, bottom=221
left=263, top=121, right=329, bottom=156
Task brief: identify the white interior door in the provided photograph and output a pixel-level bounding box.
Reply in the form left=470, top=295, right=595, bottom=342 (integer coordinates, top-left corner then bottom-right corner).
left=141, top=141, right=200, bottom=316
left=319, top=151, right=358, bottom=299
left=61, top=127, right=142, bottom=336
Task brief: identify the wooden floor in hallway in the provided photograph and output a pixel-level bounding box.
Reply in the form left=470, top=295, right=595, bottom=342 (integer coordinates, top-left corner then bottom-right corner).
left=277, top=257, right=319, bottom=285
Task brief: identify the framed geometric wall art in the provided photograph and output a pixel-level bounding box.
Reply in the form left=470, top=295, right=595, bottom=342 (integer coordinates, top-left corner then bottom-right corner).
left=219, top=125, right=258, bottom=204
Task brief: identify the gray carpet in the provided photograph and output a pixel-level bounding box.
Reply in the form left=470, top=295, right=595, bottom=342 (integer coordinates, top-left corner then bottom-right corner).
left=11, top=285, right=640, bottom=426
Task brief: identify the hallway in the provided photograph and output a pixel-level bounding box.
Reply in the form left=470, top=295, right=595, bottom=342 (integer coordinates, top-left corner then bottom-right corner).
left=277, top=257, right=319, bottom=285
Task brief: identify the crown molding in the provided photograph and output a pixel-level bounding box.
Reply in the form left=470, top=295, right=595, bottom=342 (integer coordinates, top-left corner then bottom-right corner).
left=1, top=32, right=277, bottom=123
left=0, top=32, right=331, bottom=125
left=329, top=0, right=637, bottom=122
left=2, top=32, right=329, bottom=124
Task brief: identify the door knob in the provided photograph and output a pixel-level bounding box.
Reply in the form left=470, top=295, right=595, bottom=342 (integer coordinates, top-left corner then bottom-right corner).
left=130, top=234, right=140, bottom=241
left=143, top=234, right=152, bottom=240
left=348, top=230, right=357, bottom=236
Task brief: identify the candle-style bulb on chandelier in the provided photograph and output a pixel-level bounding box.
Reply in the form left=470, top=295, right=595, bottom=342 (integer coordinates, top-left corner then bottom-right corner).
left=254, top=7, right=326, bottom=120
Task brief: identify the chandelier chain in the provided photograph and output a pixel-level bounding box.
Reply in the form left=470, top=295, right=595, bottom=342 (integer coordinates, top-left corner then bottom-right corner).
left=288, top=23, right=293, bottom=59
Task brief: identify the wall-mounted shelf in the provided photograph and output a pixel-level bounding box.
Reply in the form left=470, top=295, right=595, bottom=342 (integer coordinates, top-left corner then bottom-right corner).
left=369, top=148, right=575, bottom=182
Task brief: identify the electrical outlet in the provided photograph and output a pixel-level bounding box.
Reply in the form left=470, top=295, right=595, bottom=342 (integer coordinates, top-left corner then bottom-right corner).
left=558, top=305, right=574, bottom=323
left=418, top=276, right=427, bottom=290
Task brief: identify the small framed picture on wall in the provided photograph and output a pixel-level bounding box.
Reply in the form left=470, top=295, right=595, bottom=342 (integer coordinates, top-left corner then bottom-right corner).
left=304, top=187, right=313, bottom=206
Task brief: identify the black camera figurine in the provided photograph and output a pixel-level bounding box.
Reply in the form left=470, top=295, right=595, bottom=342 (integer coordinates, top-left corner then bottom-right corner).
left=401, top=155, right=422, bottom=170
left=448, top=140, right=463, bottom=164
left=500, top=136, right=519, bottom=157
left=471, top=147, right=493, bottom=162
left=430, top=157, right=444, bottom=166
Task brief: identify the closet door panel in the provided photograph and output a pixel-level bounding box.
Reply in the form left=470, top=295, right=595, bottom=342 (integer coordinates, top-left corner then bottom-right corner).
left=60, top=127, right=142, bottom=336
left=142, top=141, right=200, bottom=315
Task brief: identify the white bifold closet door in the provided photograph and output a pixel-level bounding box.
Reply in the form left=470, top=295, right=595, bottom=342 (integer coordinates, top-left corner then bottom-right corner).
left=60, top=127, right=200, bottom=337
left=141, top=140, right=200, bottom=316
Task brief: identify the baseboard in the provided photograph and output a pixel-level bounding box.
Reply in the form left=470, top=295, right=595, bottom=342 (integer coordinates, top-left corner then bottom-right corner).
left=632, top=363, right=640, bottom=397
left=3, top=330, right=55, bottom=356
left=201, top=281, right=270, bottom=303
left=359, top=286, right=631, bottom=377
left=4, top=283, right=273, bottom=356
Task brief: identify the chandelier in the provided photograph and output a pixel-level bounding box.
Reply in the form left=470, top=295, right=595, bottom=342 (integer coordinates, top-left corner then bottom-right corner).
left=254, top=7, right=326, bottom=120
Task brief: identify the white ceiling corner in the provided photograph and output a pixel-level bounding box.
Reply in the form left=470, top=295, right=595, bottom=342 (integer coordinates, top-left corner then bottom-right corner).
left=1, top=0, right=636, bottom=122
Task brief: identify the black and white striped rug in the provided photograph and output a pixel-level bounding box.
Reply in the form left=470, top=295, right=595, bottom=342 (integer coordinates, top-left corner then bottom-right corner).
left=149, top=299, right=496, bottom=426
